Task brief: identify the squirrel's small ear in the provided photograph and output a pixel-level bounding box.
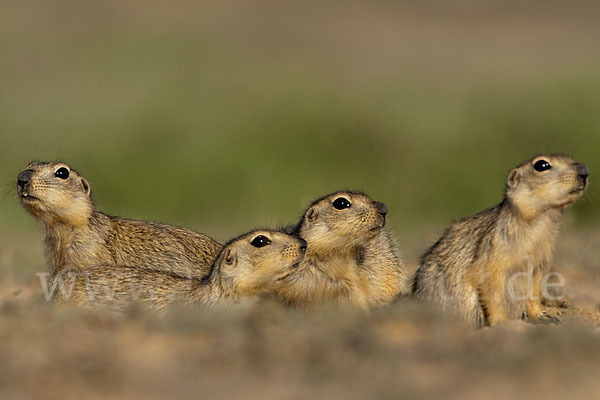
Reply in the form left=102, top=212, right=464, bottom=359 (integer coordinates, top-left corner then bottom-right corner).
left=507, top=169, right=520, bottom=189
left=224, top=249, right=236, bottom=266
left=80, top=178, right=91, bottom=196
left=306, top=207, right=317, bottom=223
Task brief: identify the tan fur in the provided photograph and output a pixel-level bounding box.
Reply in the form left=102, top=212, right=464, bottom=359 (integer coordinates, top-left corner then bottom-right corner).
left=17, top=161, right=222, bottom=279
left=275, top=191, right=408, bottom=309
left=51, top=230, right=306, bottom=312
left=413, top=154, right=589, bottom=327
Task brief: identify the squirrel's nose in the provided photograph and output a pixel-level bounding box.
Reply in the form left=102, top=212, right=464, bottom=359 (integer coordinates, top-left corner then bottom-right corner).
left=374, top=201, right=388, bottom=216
left=17, top=170, right=33, bottom=189
left=299, top=238, right=307, bottom=252
left=576, top=163, right=589, bottom=181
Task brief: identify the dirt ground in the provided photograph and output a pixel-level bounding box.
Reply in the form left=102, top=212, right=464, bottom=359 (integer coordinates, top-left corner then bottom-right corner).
left=1, top=227, right=599, bottom=400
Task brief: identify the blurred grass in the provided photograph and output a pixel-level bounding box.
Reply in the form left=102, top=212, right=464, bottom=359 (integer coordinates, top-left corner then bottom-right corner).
left=0, top=0, right=599, bottom=244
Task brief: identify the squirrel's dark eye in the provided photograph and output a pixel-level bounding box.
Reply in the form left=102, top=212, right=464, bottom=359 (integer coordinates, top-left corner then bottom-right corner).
left=250, top=235, right=271, bottom=248
left=54, top=167, right=70, bottom=179
left=332, top=197, right=351, bottom=210
left=533, top=160, right=551, bottom=172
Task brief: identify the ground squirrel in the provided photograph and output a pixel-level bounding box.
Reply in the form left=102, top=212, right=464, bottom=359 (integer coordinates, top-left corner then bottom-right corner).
left=413, top=154, right=589, bottom=327
left=17, top=161, right=222, bottom=279
left=51, top=230, right=307, bottom=312
left=275, top=191, right=408, bottom=309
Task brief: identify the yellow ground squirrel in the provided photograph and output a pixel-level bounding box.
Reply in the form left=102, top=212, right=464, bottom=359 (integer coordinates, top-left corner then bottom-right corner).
left=51, top=230, right=307, bottom=312
left=275, top=191, right=408, bottom=309
left=17, top=161, right=222, bottom=278
left=413, top=154, right=589, bottom=327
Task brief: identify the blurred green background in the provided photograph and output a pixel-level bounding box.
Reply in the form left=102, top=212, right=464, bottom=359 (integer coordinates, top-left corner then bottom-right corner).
left=1, top=0, right=598, bottom=259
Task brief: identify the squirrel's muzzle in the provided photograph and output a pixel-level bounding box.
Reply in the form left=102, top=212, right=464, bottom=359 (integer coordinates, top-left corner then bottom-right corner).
left=299, top=238, right=307, bottom=253
left=374, top=201, right=388, bottom=216
left=17, top=169, right=33, bottom=190
left=575, top=163, right=589, bottom=183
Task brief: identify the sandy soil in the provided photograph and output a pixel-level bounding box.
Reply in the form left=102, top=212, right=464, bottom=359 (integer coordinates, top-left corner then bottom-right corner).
left=1, top=227, right=599, bottom=400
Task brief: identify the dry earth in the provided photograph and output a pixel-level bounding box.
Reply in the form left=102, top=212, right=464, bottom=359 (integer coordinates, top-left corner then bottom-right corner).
left=1, top=227, right=599, bottom=400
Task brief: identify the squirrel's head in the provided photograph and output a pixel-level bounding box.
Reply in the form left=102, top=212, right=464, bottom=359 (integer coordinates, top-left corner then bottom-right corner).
left=17, top=161, right=92, bottom=226
left=506, top=154, right=589, bottom=219
left=216, top=230, right=307, bottom=297
left=293, top=191, right=388, bottom=254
